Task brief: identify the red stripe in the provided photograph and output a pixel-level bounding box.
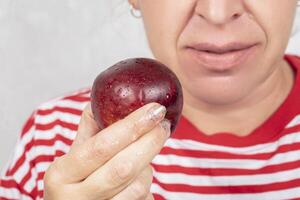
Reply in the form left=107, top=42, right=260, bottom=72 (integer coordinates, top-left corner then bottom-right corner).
left=152, top=159, right=300, bottom=176
left=34, top=136, right=73, bottom=146
left=37, top=106, right=83, bottom=116
left=35, top=172, right=46, bottom=199
left=4, top=138, right=69, bottom=197
left=37, top=190, right=43, bottom=199
left=63, top=95, right=90, bottom=102
left=3, top=152, right=66, bottom=199
left=18, top=151, right=65, bottom=181
left=153, top=193, right=166, bottom=200
left=71, top=89, right=91, bottom=96
left=7, top=141, right=34, bottom=176
left=29, top=185, right=38, bottom=200
left=17, top=151, right=66, bottom=195
left=61, top=89, right=91, bottom=100
left=160, top=142, right=300, bottom=160
left=152, top=177, right=300, bottom=194
left=37, top=172, right=45, bottom=180
left=8, top=135, right=72, bottom=175
left=36, top=172, right=45, bottom=198
left=17, top=150, right=68, bottom=192
left=1, top=179, right=21, bottom=189
left=173, top=117, right=300, bottom=147
left=20, top=113, right=35, bottom=138
left=35, top=120, right=78, bottom=131
left=0, top=179, right=32, bottom=197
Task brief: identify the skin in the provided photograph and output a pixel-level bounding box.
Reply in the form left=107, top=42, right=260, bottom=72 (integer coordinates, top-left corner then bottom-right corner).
left=44, top=103, right=167, bottom=200
left=131, top=0, right=297, bottom=135
left=44, top=1, right=298, bottom=199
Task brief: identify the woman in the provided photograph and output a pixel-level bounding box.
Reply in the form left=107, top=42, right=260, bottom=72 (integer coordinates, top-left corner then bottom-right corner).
left=1, top=0, right=300, bottom=199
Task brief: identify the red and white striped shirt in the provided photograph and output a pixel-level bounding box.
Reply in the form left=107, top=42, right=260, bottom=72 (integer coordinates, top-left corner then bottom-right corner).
left=1, top=54, right=300, bottom=200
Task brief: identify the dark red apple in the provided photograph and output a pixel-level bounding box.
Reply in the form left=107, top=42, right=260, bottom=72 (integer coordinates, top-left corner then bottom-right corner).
left=91, top=58, right=183, bottom=133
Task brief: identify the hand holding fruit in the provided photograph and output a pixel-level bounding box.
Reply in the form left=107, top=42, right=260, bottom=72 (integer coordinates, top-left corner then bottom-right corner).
left=43, top=58, right=183, bottom=199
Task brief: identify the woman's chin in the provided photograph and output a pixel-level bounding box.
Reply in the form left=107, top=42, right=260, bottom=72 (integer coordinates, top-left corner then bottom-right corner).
left=184, top=82, right=250, bottom=107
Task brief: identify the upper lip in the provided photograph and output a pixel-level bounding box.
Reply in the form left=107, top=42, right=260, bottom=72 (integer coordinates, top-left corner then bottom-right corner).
left=188, top=42, right=256, bottom=54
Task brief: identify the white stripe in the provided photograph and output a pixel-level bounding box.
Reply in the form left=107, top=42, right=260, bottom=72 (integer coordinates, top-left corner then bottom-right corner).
left=13, top=141, right=70, bottom=183
left=0, top=187, right=19, bottom=199
left=38, top=99, right=88, bottom=111
left=34, top=126, right=77, bottom=140
left=166, top=131, right=300, bottom=154
left=286, top=114, right=300, bottom=128
left=151, top=183, right=300, bottom=200
left=34, top=162, right=50, bottom=193
left=23, top=166, right=38, bottom=193
left=0, top=187, right=32, bottom=200
left=35, top=111, right=81, bottom=125
left=35, top=162, right=52, bottom=174
left=9, top=126, right=35, bottom=172
left=24, top=162, right=51, bottom=193
left=10, top=123, right=75, bottom=178
left=37, top=180, right=44, bottom=191
left=153, top=167, right=300, bottom=186
left=14, top=159, right=30, bottom=183
left=34, top=162, right=53, bottom=191
left=152, top=149, right=300, bottom=169
left=9, top=106, right=79, bottom=171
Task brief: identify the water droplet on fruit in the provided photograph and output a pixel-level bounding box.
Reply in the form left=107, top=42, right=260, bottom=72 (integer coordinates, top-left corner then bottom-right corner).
left=166, top=94, right=170, bottom=100
left=106, top=84, right=112, bottom=89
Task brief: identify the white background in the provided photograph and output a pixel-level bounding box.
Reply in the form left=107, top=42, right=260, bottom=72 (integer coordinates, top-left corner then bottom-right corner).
left=1, top=0, right=300, bottom=170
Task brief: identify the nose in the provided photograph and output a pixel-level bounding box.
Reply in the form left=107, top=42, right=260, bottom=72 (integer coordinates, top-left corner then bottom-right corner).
left=195, top=0, right=245, bottom=25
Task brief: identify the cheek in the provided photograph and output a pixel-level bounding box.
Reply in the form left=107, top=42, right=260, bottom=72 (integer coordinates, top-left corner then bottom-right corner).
left=245, top=0, right=297, bottom=62
left=140, top=0, right=196, bottom=66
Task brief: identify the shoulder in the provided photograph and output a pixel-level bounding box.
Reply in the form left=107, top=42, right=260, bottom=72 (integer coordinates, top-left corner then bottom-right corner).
left=19, top=87, right=91, bottom=160
left=0, top=88, right=91, bottom=199
left=31, top=87, right=91, bottom=147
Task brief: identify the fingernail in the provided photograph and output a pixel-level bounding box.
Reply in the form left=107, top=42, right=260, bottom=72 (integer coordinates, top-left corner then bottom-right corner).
left=147, top=104, right=166, bottom=122
left=160, top=119, right=171, bottom=137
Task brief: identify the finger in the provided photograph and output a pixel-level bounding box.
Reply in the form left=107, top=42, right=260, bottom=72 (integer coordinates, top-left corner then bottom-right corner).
left=111, top=166, right=153, bottom=200
left=145, top=193, right=155, bottom=200
left=48, top=103, right=166, bottom=183
left=72, top=103, right=100, bottom=147
left=81, top=119, right=170, bottom=199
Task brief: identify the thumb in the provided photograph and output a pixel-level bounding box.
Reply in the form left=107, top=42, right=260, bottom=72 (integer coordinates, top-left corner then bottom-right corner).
left=72, top=103, right=100, bottom=147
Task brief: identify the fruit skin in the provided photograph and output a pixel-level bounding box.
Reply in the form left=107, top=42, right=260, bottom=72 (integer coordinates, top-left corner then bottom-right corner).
left=91, top=58, right=183, bottom=133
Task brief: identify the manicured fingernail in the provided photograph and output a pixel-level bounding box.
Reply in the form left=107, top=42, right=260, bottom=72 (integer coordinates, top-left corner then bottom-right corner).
left=160, top=119, right=171, bottom=137
left=147, top=104, right=166, bottom=122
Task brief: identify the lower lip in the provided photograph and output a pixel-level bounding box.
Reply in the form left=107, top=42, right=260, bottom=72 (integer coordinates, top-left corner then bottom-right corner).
left=187, top=45, right=257, bottom=72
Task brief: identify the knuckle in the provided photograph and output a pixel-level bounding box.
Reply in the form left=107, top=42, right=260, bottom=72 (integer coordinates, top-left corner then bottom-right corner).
left=44, top=158, right=65, bottom=190
left=131, top=122, right=141, bottom=141
left=125, top=119, right=141, bottom=140
left=120, top=119, right=141, bottom=142
left=109, top=161, right=134, bottom=184
left=88, top=136, right=111, bottom=160
left=131, top=120, right=141, bottom=136
left=129, top=180, right=149, bottom=200
left=43, top=169, right=54, bottom=186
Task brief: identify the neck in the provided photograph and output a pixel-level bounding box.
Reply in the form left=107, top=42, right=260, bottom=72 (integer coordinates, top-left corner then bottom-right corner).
left=182, top=60, right=295, bottom=137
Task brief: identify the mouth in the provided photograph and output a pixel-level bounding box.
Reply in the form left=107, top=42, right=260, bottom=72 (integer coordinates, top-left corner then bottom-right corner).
left=186, top=42, right=258, bottom=72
